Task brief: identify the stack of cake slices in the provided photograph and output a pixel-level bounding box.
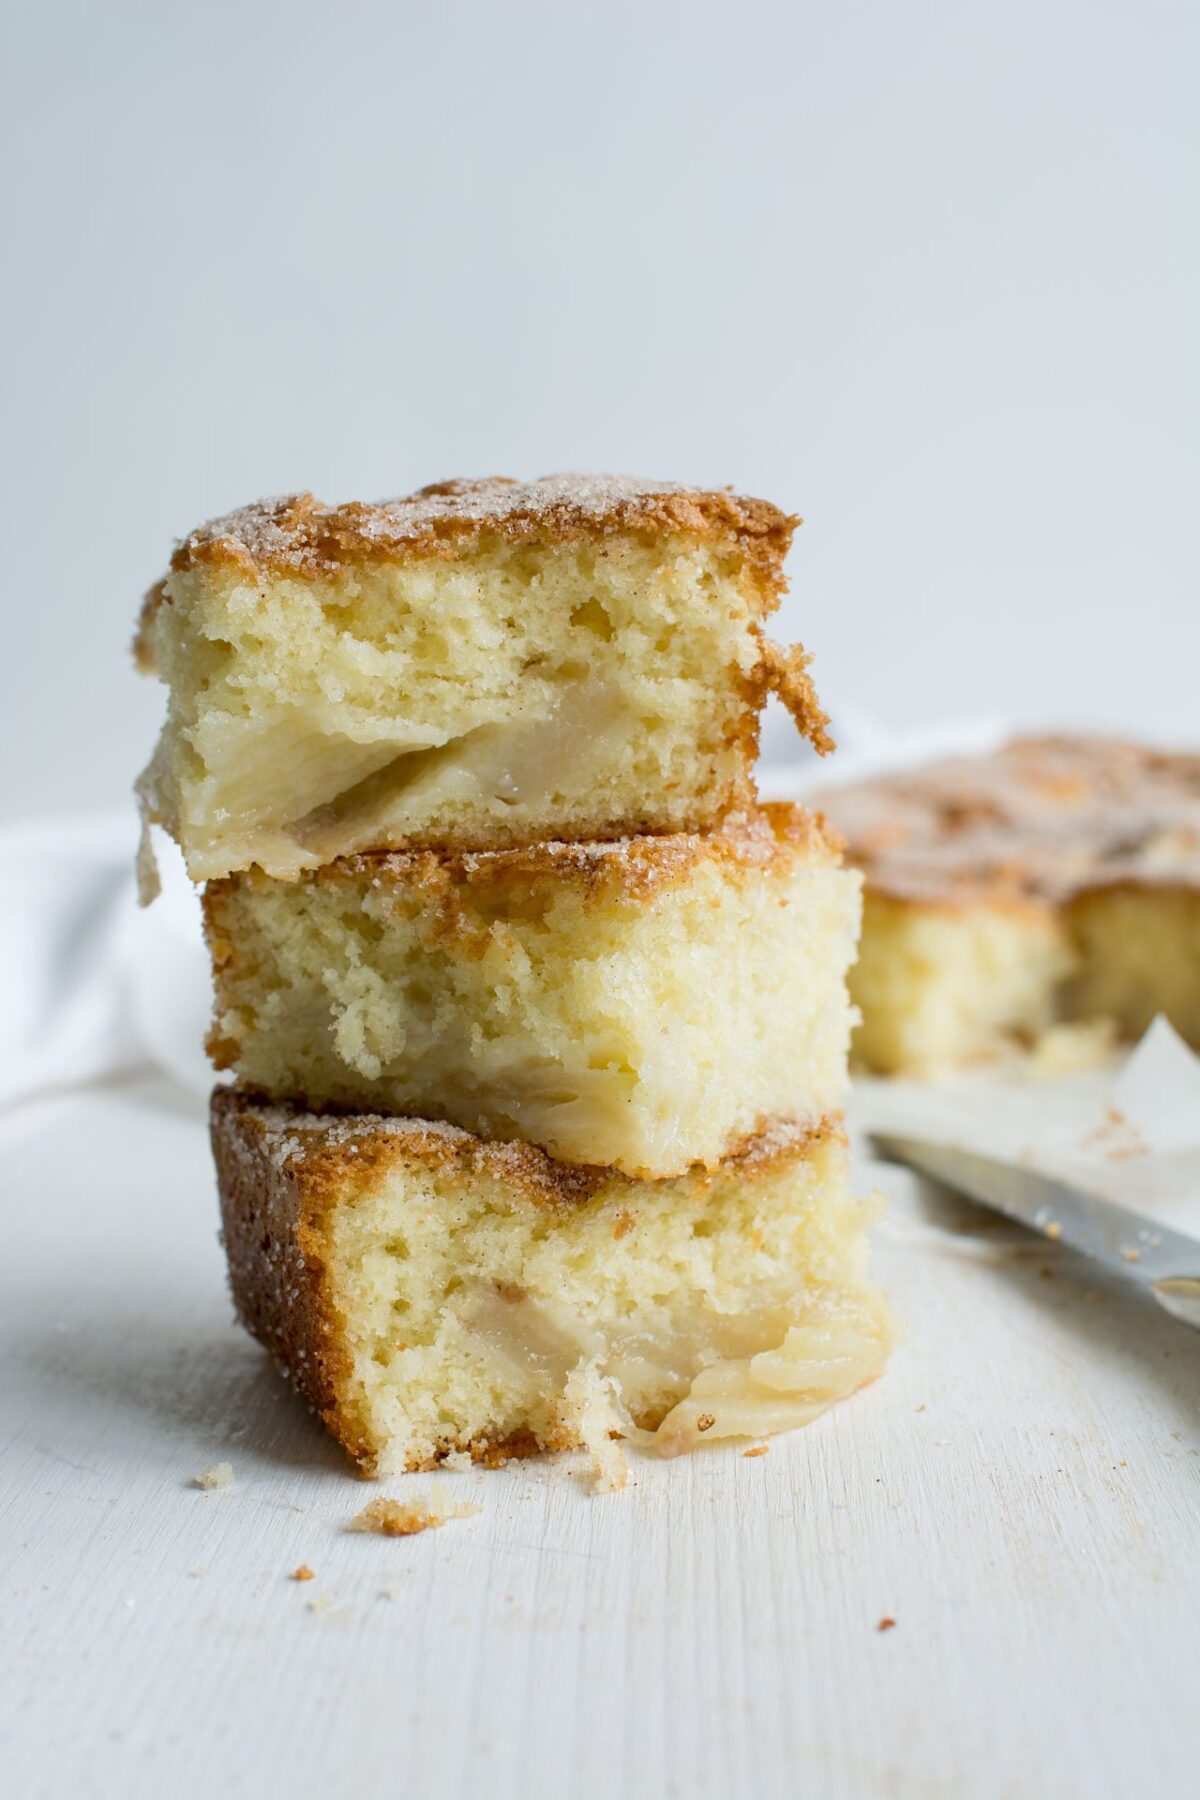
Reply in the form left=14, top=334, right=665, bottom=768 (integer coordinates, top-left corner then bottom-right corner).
left=135, top=475, right=891, bottom=1480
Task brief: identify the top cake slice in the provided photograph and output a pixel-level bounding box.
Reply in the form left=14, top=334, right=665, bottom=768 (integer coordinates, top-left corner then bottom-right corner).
left=135, top=475, right=830, bottom=883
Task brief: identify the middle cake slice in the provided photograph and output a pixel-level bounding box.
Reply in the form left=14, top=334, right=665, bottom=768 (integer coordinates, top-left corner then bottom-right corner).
left=204, top=802, right=859, bottom=1178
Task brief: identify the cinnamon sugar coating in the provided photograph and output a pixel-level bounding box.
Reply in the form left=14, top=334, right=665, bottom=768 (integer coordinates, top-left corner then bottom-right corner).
left=213, top=1086, right=843, bottom=1219
left=223, top=801, right=845, bottom=912
left=174, top=475, right=795, bottom=573
left=820, top=735, right=1200, bottom=909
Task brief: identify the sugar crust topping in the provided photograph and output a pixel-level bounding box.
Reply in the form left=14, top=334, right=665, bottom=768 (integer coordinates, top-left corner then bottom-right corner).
left=211, top=1086, right=843, bottom=1214
left=165, top=475, right=798, bottom=578
left=202, top=809, right=846, bottom=930
left=819, top=735, right=1200, bottom=906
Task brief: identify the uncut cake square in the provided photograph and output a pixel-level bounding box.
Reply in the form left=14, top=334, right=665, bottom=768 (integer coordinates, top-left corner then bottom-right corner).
left=135, top=475, right=831, bottom=885
left=203, top=805, right=860, bottom=1178
left=212, top=1089, right=891, bottom=1476
left=819, top=735, right=1200, bottom=1074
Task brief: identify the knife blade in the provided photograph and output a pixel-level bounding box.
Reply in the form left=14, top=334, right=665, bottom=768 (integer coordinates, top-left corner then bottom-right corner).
left=870, top=1132, right=1200, bottom=1331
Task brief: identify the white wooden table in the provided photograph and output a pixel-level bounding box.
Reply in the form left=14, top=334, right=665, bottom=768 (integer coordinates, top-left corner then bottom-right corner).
left=4, top=1073, right=1198, bottom=1799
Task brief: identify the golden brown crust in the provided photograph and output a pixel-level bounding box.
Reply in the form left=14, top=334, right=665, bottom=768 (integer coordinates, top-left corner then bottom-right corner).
left=757, top=638, right=835, bottom=757
left=348, top=1496, right=479, bottom=1534
left=211, top=1082, right=378, bottom=1470
left=211, top=1085, right=845, bottom=1474
left=213, top=1084, right=844, bottom=1215
left=819, top=734, right=1200, bottom=908
left=144, top=474, right=795, bottom=604
left=131, top=580, right=165, bottom=674
left=859, top=882, right=1060, bottom=928
left=204, top=802, right=842, bottom=926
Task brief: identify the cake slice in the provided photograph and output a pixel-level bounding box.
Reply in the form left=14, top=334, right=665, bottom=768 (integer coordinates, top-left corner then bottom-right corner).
left=212, top=1088, right=891, bottom=1477
left=203, top=805, right=861, bottom=1178
left=135, top=476, right=830, bottom=885
left=818, top=735, right=1200, bottom=1074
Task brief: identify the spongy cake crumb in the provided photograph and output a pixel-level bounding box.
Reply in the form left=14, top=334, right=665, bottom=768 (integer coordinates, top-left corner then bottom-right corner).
left=204, top=805, right=859, bottom=1179
left=348, top=1493, right=481, bottom=1537
left=193, top=1462, right=233, bottom=1491
left=560, top=1360, right=629, bottom=1493
left=1026, top=1018, right=1118, bottom=1078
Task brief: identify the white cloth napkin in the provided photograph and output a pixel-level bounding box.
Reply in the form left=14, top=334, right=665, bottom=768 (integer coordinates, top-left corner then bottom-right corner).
left=1, top=813, right=212, bottom=1108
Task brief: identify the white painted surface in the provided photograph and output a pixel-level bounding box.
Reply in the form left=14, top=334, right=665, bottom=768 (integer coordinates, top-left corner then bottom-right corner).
left=4, top=1074, right=1198, bottom=1799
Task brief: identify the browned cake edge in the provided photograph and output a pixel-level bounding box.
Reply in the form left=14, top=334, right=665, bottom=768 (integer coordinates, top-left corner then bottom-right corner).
left=168, top=476, right=796, bottom=577
left=211, top=1086, right=845, bottom=1475
left=206, top=800, right=843, bottom=910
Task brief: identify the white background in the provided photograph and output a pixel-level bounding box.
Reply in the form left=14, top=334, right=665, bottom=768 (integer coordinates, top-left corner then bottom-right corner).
left=2, top=0, right=1198, bottom=818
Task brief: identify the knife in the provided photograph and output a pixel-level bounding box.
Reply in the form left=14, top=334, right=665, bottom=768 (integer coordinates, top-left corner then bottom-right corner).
left=870, top=1132, right=1200, bottom=1331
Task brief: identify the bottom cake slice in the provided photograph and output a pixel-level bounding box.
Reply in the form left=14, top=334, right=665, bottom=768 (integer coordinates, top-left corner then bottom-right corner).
left=212, top=1088, right=891, bottom=1477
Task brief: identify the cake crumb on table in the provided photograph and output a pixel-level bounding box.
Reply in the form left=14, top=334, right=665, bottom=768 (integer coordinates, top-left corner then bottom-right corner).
left=291, top=1564, right=315, bottom=1581
left=877, top=1616, right=897, bottom=1633
left=193, top=1462, right=233, bottom=1491
left=348, top=1494, right=480, bottom=1538
left=743, top=1445, right=769, bottom=1458
left=561, top=1361, right=629, bottom=1492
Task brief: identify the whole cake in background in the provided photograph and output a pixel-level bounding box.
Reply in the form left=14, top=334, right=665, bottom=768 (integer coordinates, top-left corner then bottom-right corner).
left=136, top=474, right=891, bottom=1480
left=818, top=734, right=1200, bottom=1076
